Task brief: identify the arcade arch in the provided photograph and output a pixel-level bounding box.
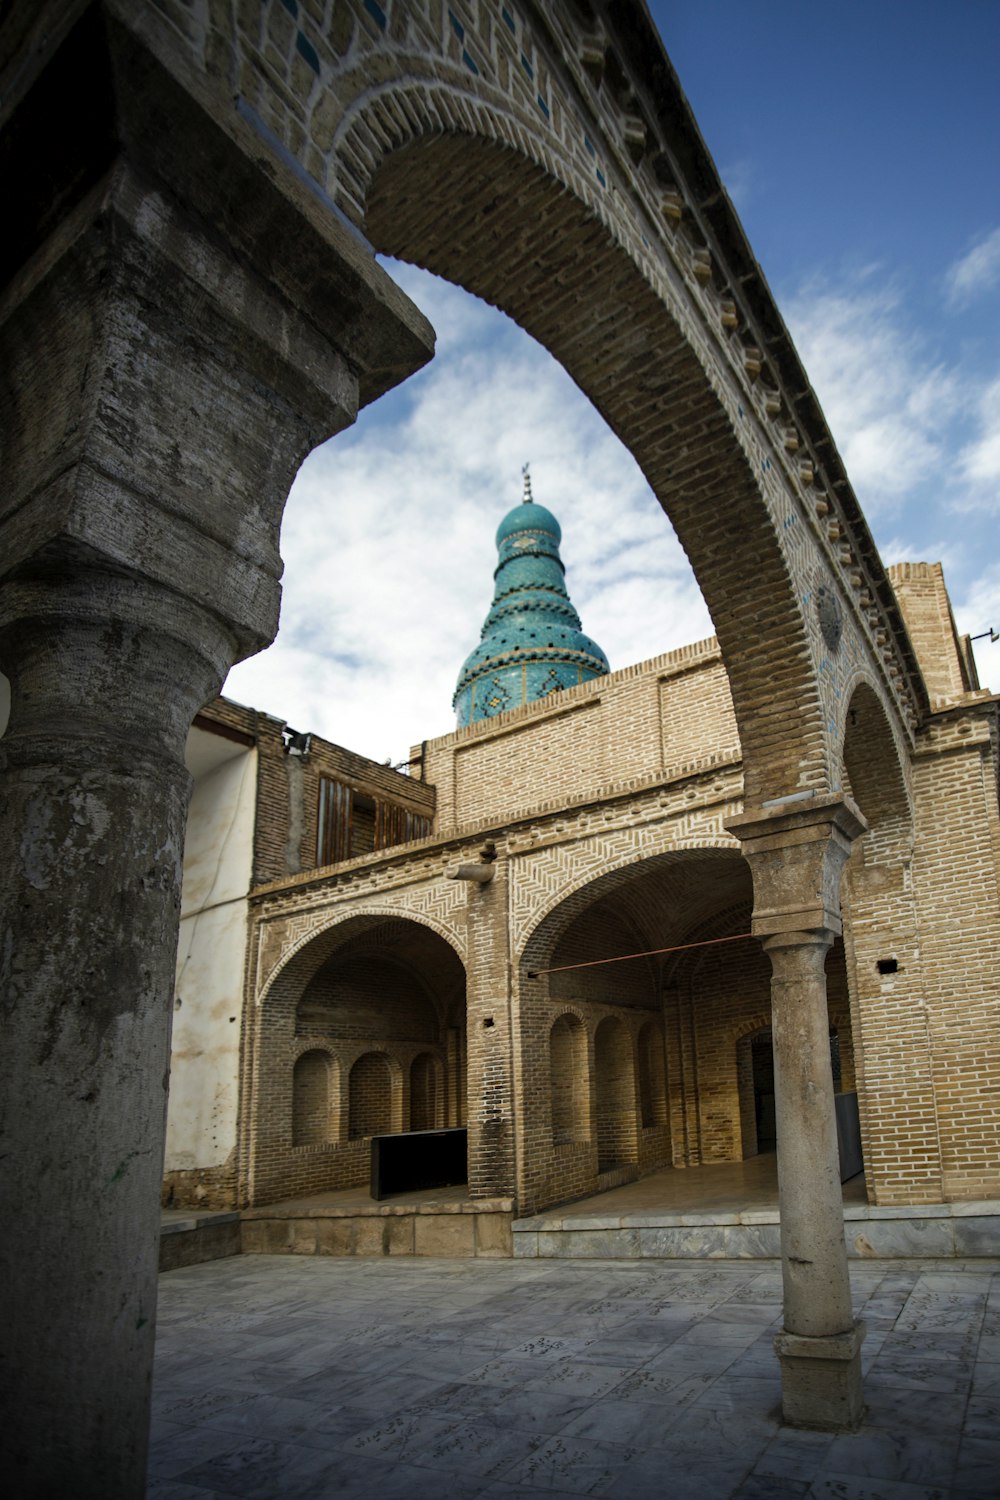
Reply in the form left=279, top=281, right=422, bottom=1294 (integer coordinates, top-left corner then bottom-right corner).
left=247, top=914, right=466, bottom=1205
left=361, top=125, right=838, bottom=807
left=518, top=844, right=863, bottom=1213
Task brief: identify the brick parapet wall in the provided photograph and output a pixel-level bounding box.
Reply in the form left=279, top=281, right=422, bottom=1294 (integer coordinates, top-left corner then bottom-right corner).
left=888, top=562, right=983, bottom=707
left=416, top=636, right=741, bottom=831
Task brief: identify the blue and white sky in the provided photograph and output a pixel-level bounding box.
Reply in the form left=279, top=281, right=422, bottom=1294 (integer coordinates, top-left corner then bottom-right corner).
left=225, top=0, right=1000, bottom=764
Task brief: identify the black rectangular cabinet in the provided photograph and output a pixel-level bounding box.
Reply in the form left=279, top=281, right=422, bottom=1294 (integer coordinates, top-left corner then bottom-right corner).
left=370, top=1127, right=469, bottom=1201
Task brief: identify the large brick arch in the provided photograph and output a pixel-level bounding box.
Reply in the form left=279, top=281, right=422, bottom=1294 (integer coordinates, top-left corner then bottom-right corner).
left=519, top=840, right=747, bottom=972
left=145, top=0, right=923, bottom=789
left=243, top=907, right=467, bottom=1203
left=257, top=903, right=467, bottom=1004
left=359, top=126, right=826, bottom=803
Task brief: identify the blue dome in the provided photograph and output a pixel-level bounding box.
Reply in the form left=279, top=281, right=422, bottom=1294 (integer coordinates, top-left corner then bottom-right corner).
left=495, top=502, right=561, bottom=548
left=454, top=473, right=609, bottom=727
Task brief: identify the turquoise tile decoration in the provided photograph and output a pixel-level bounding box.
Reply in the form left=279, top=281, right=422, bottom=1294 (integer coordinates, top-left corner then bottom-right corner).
left=454, top=469, right=610, bottom=726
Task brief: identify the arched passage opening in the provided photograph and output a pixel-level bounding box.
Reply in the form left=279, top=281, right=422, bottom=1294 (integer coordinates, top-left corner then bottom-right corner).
left=839, top=682, right=939, bottom=1203
left=248, top=914, right=466, bottom=1205
left=357, top=123, right=833, bottom=807
left=521, top=846, right=759, bottom=1213
left=518, top=843, right=862, bottom=1214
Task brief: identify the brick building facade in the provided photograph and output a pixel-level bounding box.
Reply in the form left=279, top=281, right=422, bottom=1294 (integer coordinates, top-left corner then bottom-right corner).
left=170, top=558, right=1000, bottom=1221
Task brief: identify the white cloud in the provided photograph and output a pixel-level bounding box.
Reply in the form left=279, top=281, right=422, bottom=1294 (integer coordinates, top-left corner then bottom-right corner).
left=224, top=266, right=710, bottom=764
left=953, top=562, right=1000, bottom=694
left=957, top=375, right=1000, bottom=499
left=945, top=227, right=1000, bottom=309
left=783, top=278, right=960, bottom=508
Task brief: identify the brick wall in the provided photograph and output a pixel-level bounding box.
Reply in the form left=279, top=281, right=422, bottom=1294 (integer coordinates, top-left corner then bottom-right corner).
left=419, top=638, right=740, bottom=832
left=888, top=562, right=979, bottom=706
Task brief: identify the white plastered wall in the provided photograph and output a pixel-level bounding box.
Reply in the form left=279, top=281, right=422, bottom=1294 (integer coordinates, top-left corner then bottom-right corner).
left=166, top=728, right=258, bottom=1175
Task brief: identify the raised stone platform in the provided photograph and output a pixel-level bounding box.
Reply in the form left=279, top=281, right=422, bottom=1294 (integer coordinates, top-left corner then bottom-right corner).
left=512, top=1197, right=1000, bottom=1260
left=511, top=1160, right=1000, bottom=1260
left=159, top=1161, right=1000, bottom=1268
left=160, top=1209, right=241, bottom=1271
left=240, top=1186, right=514, bottom=1259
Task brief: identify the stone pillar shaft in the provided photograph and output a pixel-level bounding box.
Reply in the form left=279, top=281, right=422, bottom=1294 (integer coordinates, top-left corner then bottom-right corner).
left=727, top=796, right=867, bottom=1431
left=765, top=931, right=855, bottom=1336
left=0, top=580, right=233, bottom=1493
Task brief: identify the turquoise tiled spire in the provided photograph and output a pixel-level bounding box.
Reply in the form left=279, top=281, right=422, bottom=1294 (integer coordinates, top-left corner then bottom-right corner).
left=453, top=469, right=610, bottom=726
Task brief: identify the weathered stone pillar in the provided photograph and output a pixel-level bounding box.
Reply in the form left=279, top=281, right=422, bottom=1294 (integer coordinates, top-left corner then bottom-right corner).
left=0, top=574, right=240, bottom=1493
left=0, top=9, right=432, bottom=1493
left=727, top=796, right=867, bottom=1431
left=451, top=852, right=517, bottom=1198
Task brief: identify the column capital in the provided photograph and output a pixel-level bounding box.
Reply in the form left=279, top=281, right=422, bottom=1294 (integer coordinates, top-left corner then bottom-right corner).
left=725, top=794, right=867, bottom=939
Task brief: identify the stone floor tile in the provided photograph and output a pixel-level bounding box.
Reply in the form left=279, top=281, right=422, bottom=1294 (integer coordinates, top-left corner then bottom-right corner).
left=861, top=1385, right=966, bottom=1435
left=954, top=1454, right=1000, bottom=1500
left=506, top=1433, right=643, bottom=1494
left=960, top=1393, right=1000, bottom=1439
left=644, top=1340, right=742, bottom=1377
left=752, top=1430, right=842, bottom=1483
left=804, top=1476, right=951, bottom=1498
left=734, top=1477, right=810, bottom=1498
left=969, top=1360, right=1000, bottom=1395
left=343, top=1407, right=468, bottom=1460
left=399, top=1418, right=544, bottom=1480
left=557, top=1395, right=680, bottom=1448
left=600, top=1448, right=751, bottom=1499
left=197, top=1392, right=334, bottom=1442
left=821, top=1430, right=958, bottom=1488
left=266, top=1362, right=382, bottom=1406
left=365, top=1462, right=520, bottom=1499
left=522, top=1358, right=635, bottom=1399
left=147, top=1483, right=230, bottom=1500
left=176, top=1436, right=374, bottom=1499
left=601, top=1367, right=711, bottom=1409
left=441, top=1384, right=596, bottom=1435
left=148, top=1426, right=247, bottom=1480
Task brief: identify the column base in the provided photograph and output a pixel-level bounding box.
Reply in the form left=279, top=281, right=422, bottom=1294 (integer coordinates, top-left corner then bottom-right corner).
left=774, top=1322, right=866, bottom=1431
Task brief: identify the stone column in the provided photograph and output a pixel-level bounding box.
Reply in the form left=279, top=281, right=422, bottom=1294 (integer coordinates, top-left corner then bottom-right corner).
left=727, top=796, right=867, bottom=1431
left=0, top=573, right=240, bottom=1494
left=0, top=12, right=433, bottom=1492
left=449, top=852, right=517, bottom=1199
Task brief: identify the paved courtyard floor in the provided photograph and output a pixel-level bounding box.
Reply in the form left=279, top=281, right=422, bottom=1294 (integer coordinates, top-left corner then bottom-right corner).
left=150, top=1255, right=1000, bottom=1499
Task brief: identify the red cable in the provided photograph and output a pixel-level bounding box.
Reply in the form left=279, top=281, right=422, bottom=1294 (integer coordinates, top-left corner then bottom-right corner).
left=526, top=931, right=754, bottom=979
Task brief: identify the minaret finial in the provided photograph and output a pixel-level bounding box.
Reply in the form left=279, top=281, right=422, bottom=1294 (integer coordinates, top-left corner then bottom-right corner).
left=522, top=462, right=532, bottom=502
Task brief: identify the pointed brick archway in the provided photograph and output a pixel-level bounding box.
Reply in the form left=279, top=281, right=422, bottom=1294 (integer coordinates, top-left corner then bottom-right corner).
left=246, top=911, right=467, bottom=1207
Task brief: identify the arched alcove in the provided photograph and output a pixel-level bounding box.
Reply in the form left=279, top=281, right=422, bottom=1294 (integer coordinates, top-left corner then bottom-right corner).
left=291, top=1050, right=335, bottom=1148
left=594, top=1016, right=637, bottom=1173
left=637, top=1019, right=667, bottom=1130
left=410, top=1052, right=438, bottom=1132
left=549, top=1013, right=590, bottom=1146
left=348, top=1052, right=393, bottom=1140
left=247, top=912, right=466, bottom=1204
